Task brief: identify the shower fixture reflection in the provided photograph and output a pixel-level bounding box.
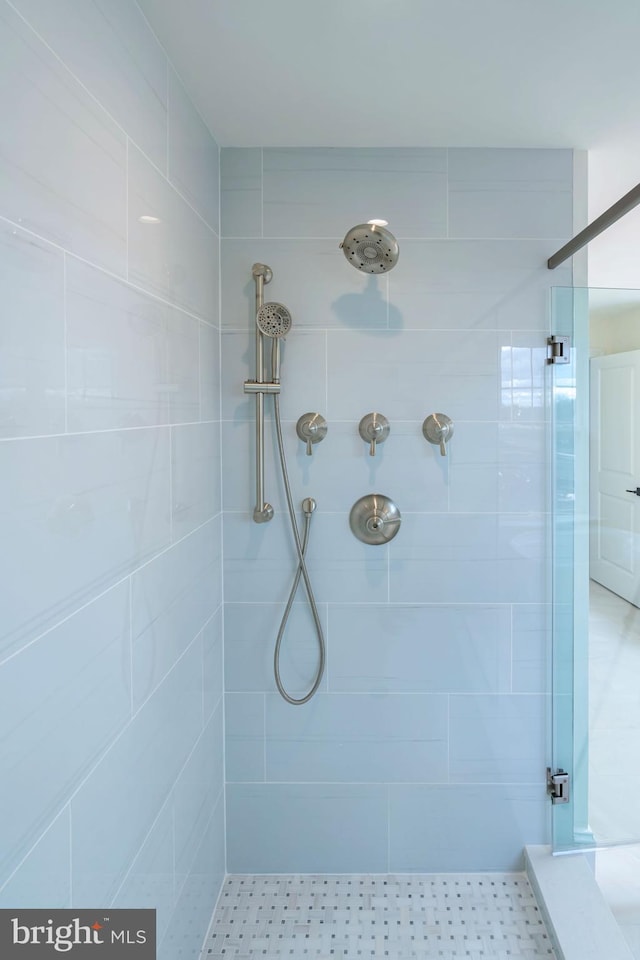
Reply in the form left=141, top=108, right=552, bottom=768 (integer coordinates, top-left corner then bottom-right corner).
left=243, top=263, right=326, bottom=705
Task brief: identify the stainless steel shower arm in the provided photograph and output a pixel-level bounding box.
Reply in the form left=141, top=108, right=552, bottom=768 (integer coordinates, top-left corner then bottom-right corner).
left=251, top=263, right=274, bottom=524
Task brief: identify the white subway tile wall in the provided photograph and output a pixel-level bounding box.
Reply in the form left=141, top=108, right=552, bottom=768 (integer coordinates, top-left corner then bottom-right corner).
left=0, top=2, right=224, bottom=957
left=0, top=4, right=127, bottom=274
left=0, top=223, right=66, bottom=438
left=221, top=145, right=577, bottom=873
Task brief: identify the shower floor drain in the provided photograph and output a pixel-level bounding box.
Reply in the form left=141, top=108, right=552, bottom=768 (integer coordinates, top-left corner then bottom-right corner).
left=200, top=873, right=556, bottom=959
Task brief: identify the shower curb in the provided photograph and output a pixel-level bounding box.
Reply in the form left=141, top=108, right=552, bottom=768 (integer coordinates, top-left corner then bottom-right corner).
left=525, top=845, right=635, bottom=960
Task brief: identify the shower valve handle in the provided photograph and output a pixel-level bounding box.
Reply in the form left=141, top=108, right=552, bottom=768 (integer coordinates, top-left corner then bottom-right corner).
left=306, top=422, right=318, bottom=456
left=438, top=427, right=450, bottom=457
left=359, top=413, right=390, bottom=457
left=369, top=423, right=383, bottom=457
left=296, top=413, right=327, bottom=456
left=422, top=413, right=454, bottom=457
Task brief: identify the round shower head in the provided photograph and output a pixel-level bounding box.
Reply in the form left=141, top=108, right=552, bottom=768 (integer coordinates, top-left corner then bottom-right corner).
left=340, top=222, right=399, bottom=274
left=256, top=302, right=292, bottom=338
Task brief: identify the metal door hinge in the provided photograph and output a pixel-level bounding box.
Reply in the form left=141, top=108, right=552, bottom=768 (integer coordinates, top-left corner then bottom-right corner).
left=547, top=335, right=570, bottom=364
left=547, top=767, right=570, bottom=804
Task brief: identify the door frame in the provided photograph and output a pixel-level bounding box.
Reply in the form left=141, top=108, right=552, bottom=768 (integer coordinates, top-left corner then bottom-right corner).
left=590, top=350, right=640, bottom=605
left=550, top=286, right=592, bottom=851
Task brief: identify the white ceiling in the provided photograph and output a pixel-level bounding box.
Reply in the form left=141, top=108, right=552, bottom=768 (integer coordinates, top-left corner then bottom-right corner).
left=138, top=0, right=640, bottom=150
left=138, top=0, right=640, bottom=290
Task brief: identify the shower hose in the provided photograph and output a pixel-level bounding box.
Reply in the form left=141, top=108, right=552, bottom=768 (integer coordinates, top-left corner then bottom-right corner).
left=272, top=393, right=326, bottom=705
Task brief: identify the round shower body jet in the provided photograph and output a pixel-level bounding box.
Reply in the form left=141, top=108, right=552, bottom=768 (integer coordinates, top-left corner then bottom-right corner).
left=340, top=221, right=399, bottom=273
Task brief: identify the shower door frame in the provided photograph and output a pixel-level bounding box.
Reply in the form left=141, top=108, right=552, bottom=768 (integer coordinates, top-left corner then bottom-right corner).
left=550, top=285, right=592, bottom=852
left=550, top=284, right=640, bottom=853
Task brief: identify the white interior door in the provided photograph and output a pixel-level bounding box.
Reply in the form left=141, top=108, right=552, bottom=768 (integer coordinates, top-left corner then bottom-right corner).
left=590, top=350, right=640, bottom=606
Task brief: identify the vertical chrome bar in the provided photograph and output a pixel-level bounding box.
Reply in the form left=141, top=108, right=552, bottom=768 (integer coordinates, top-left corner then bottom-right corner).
left=252, top=263, right=274, bottom=523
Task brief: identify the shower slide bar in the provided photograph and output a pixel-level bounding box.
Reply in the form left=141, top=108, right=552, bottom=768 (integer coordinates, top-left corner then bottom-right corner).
left=246, top=262, right=276, bottom=523
left=547, top=181, right=640, bottom=269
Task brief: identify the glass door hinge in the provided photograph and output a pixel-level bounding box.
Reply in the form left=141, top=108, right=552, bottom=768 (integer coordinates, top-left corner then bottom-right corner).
left=547, top=335, right=570, bottom=364
left=547, top=767, right=570, bottom=804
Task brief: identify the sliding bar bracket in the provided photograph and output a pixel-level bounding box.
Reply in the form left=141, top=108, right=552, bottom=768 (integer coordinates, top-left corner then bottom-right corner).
left=244, top=381, right=281, bottom=395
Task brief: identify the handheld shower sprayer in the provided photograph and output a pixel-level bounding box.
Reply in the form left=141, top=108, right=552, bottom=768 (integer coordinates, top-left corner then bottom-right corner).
left=245, top=263, right=325, bottom=704
left=256, top=301, right=292, bottom=383
left=245, top=271, right=294, bottom=523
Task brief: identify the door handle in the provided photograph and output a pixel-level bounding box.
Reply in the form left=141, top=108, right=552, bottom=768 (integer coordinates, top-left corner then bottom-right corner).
left=626, top=488, right=640, bottom=496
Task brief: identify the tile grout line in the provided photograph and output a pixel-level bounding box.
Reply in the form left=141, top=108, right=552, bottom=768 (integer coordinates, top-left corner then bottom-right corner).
left=129, top=576, right=134, bottom=718
left=125, top=137, right=129, bottom=282
left=263, top=692, right=267, bottom=783
left=260, top=148, right=264, bottom=239
left=63, top=251, right=68, bottom=433
left=510, top=602, right=514, bottom=692
left=0, top=215, right=218, bottom=327
left=168, top=425, right=173, bottom=543
left=68, top=805, right=73, bottom=907
left=198, top=320, right=203, bottom=422
left=324, top=602, right=330, bottom=693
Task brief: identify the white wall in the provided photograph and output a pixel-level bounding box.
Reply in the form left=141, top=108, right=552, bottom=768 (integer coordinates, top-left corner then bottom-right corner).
left=588, top=143, right=640, bottom=290
left=590, top=306, right=640, bottom=356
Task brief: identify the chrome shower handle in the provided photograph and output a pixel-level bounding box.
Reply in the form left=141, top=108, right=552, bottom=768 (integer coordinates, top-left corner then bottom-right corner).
left=359, top=413, right=390, bottom=457
left=438, top=422, right=451, bottom=456
left=369, top=423, right=383, bottom=457
left=296, top=413, right=327, bottom=456
left=422, top=413, right=454, bottom=457
left=349, top=493, right=401, bottom=545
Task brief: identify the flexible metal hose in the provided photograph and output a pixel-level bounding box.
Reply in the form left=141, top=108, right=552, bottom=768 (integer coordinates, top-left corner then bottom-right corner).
left=272, top=393, right=325, bottom=705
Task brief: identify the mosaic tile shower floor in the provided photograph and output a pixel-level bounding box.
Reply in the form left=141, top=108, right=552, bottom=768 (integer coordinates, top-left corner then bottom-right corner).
left=201, top=874, right=557, bottom=959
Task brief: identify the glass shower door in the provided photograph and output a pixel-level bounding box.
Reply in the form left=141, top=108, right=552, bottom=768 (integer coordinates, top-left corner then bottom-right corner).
left=551, top=285, right=640, bottom=852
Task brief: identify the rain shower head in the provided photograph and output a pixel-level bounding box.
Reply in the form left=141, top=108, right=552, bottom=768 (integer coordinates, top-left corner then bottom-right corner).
left=256, top=302, right=292, bottom=338
left=340, top=221, right=399, bottom=273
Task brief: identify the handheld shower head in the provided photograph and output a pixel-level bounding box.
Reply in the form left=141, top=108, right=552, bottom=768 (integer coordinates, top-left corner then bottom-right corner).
left=340, top=222, right=399, bottom=273
left=256, top=302, right=292, bottom=338
left=256, top=302, right=292, bottom=383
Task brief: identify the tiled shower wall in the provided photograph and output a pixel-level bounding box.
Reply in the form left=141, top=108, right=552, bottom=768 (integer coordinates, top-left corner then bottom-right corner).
left=221, top=147, right=578, bottom=873
left=0, top=0, right=584, bottom=938
left=0, top=1, right=224, bottom=954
